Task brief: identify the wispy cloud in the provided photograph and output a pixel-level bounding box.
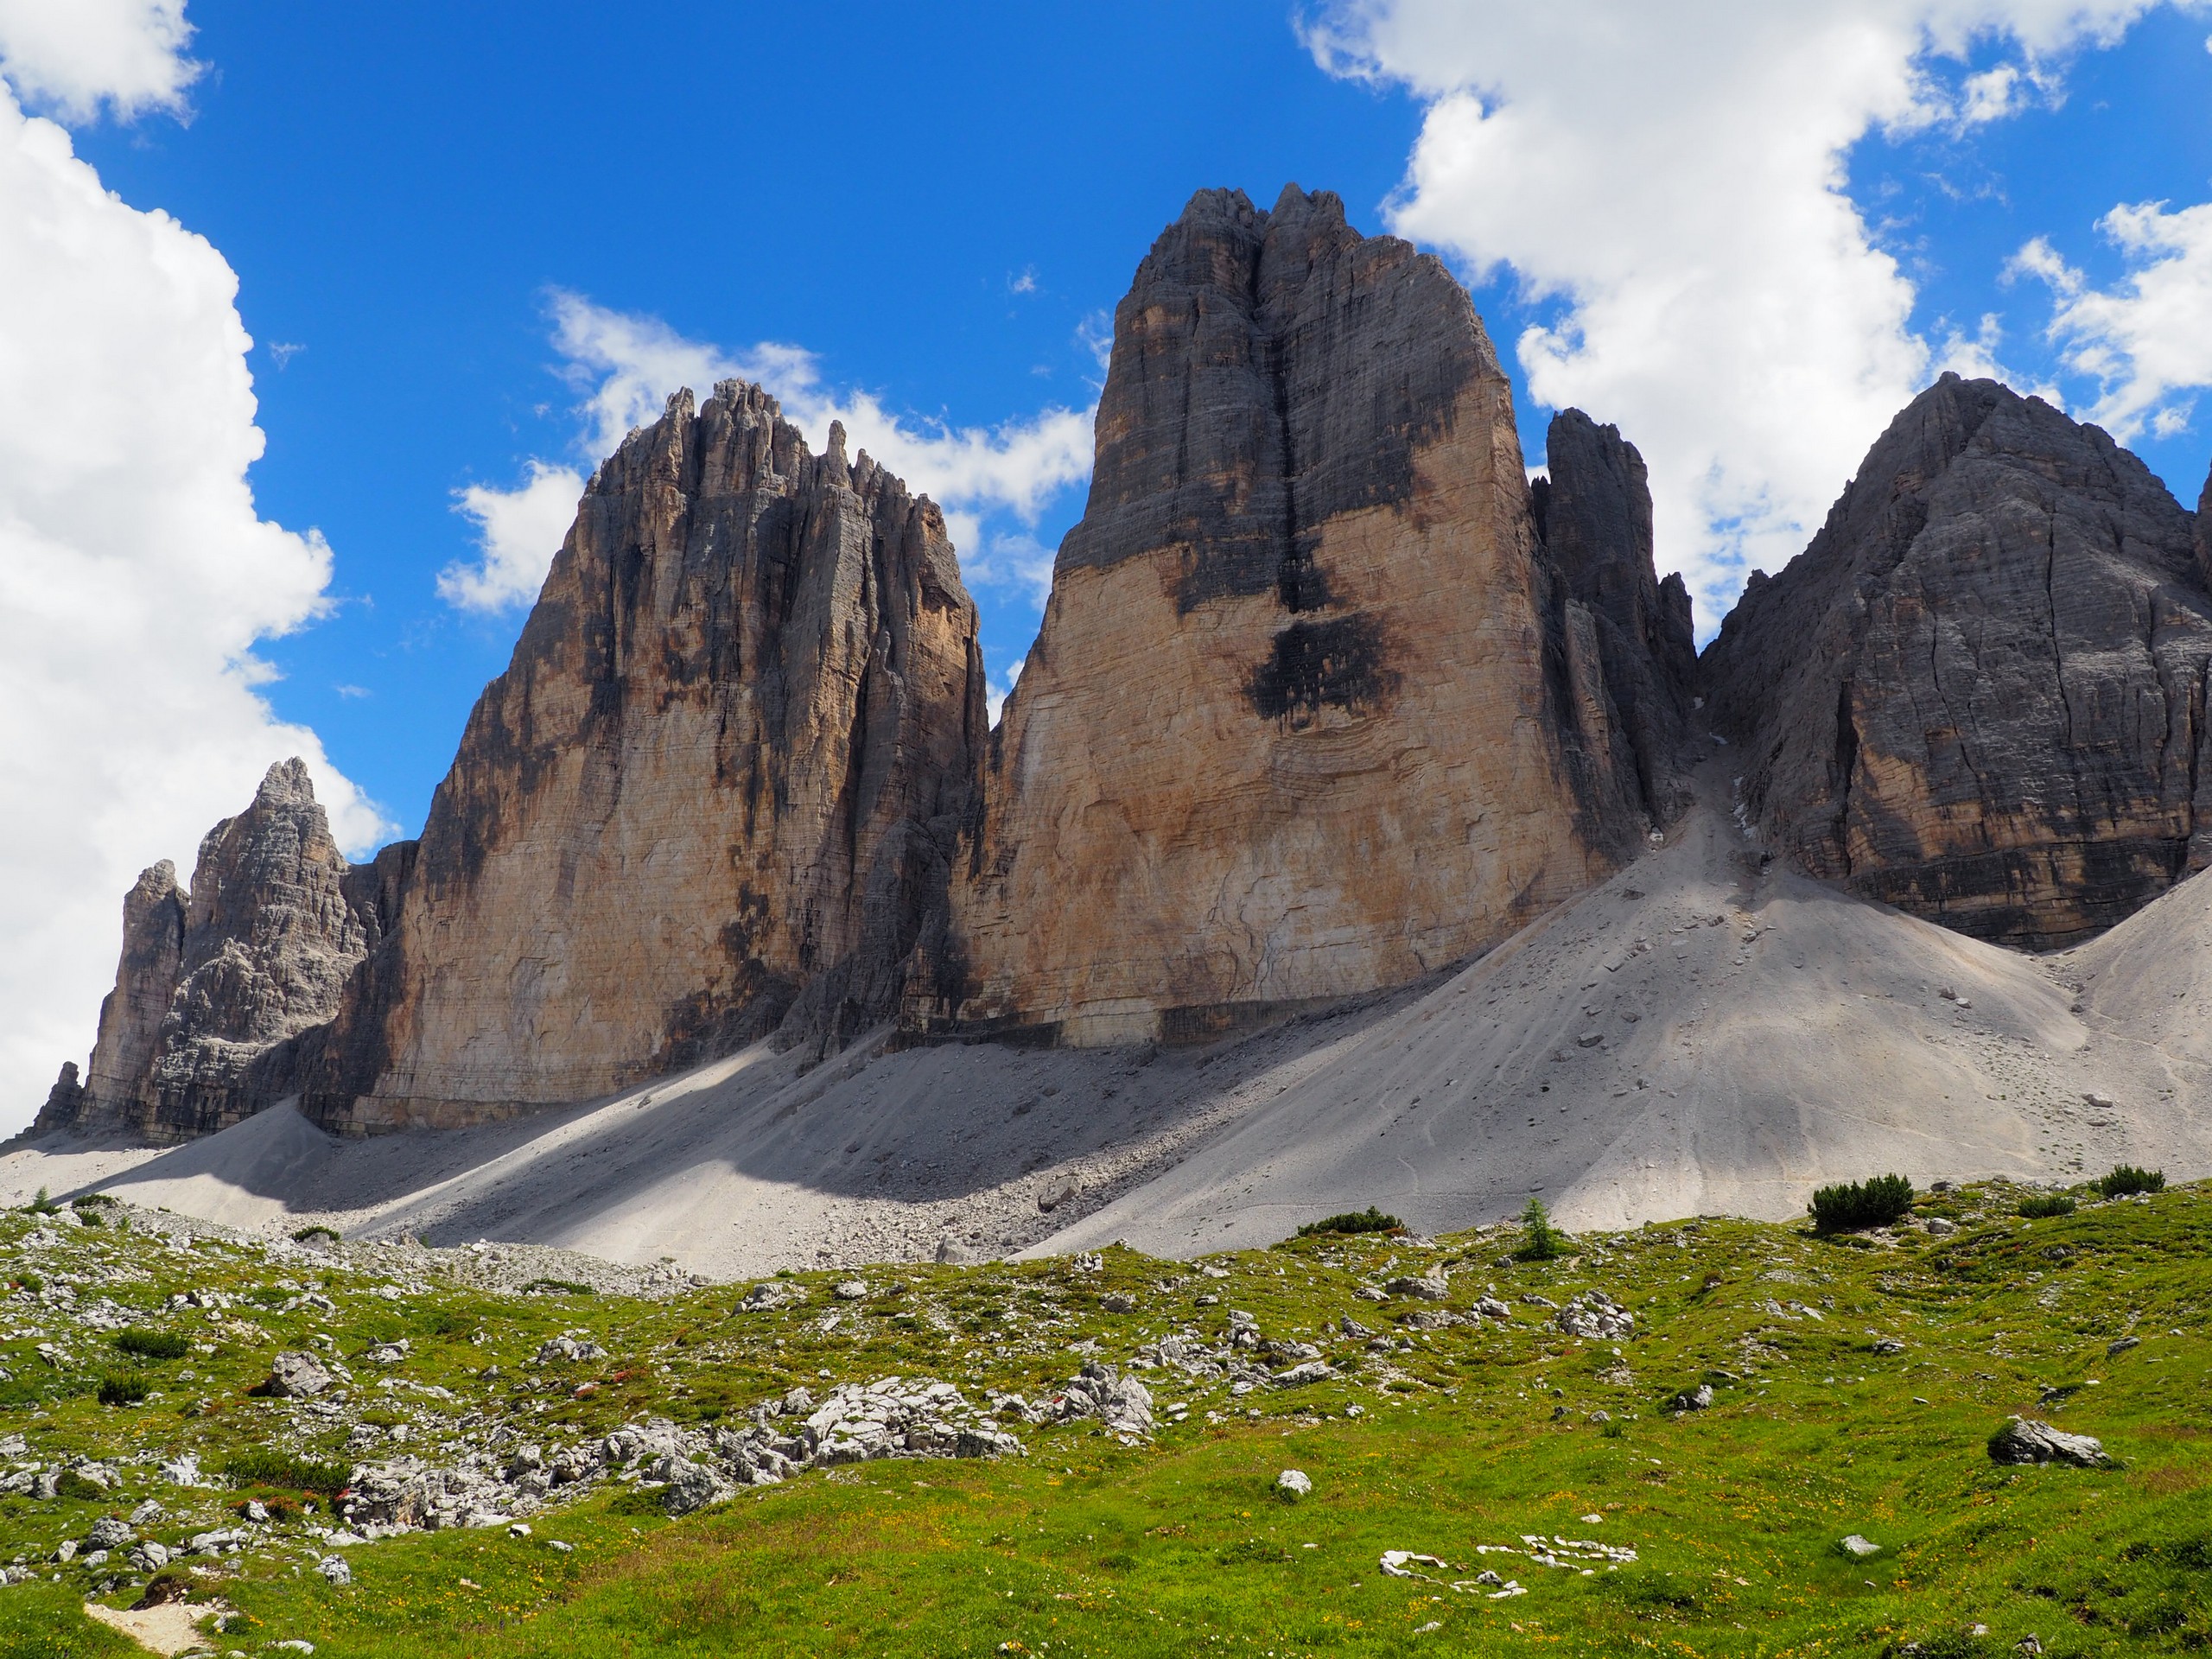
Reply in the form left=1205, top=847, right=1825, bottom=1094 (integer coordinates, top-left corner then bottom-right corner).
left=1301, top=0, right=2186, bottom=633
left=2012, top=200, right=2212, bottom=441
left=440, top=292, right=1095, bottom=614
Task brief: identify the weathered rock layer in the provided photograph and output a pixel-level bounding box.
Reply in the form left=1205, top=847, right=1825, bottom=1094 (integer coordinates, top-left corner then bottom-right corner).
left=913, top=186, right=1688, bottom=1045
left=34, top=761, right=397, bottom=1140
left=302, top=385, right=986, bottom=1131
left=1703, top=373, right=2212, bottom=948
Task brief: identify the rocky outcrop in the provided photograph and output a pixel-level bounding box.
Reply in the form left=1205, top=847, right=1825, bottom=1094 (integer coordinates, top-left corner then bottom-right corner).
left=36, top=763, right=394, bottom=1140
left=915, top=186, right=1680, bottom=1044
left=2196, top=460, right=2211, bottom=592
left=1533, top=410, right=1699, bottom=823
left=1703, top=374, right=2212, bottom=948
left=303, top=383, right=985, bottom=1132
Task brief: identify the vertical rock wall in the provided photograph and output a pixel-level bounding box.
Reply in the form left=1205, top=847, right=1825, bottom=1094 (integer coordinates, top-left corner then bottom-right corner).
left=1532, top=410, right=1699, bottom=824
left=33, top=762, right=389, bottom=1140
left=918, top=187, right=1677, bottom=1045
left=1702, top=374, right=2212, bottom=948
left=304, top=383, right=986, bottom=1132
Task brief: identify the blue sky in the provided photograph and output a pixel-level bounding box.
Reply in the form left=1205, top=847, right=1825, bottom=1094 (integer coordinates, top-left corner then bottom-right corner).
left=63, top=2, right=2212, bottom=837
left=2, top=0, right=2210, bottom=1125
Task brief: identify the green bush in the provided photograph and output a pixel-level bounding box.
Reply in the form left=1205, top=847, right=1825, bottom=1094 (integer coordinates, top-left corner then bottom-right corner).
left=2018, top=1192, right=2077, bottom=1219
left=115, top=1327, right=190, bottom=1360
left=1808, top=1173, right=1915, bottom=1234
left=2098, top=1165, right=2165, bottom=1199
left=1515, top=1197, right=1568, bottom=1262
left=222, top=1450, right=353, bottom=1494
left=523, top=1277, right=598, bottom=1295
left=97, top=1373, right=150, bottom=1407
left=290, top=1224, right=340, bottom=1243
left=8, top=1271, right=42, bottom=1294
left=70, top=1193, right=116, bottom=1209
left=1294, top=1206, right=1404, bottom=1238
left=22, top=1186, right=60, bottom=1216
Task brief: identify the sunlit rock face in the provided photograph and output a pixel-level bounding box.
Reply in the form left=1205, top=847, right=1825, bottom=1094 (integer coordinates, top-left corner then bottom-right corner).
left=304, top=383, right=987, bottom=1131
left=918, top=186, right=1681, bottom=1046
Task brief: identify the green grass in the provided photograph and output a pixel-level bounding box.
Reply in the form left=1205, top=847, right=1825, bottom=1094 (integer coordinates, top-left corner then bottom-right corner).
left=0, top=1179, right=2207, bottom=1656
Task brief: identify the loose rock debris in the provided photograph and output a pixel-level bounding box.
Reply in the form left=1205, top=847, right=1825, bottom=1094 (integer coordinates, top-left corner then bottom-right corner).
left=1380, top=1533, right=1637, bottom=1599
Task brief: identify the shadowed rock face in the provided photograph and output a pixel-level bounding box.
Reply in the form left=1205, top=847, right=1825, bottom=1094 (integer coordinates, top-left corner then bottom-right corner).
left=303, top=382, right=987, bottom=1132
left=1534, top=409, right=1699, bottom=824
left=918, top=186, right=1677, bottom=1045
left=34, top=762, right=394, bottom=1140
left=2196, top=461, right=2211, bottom=592
left=1702, top=373, right=2212, bottom=949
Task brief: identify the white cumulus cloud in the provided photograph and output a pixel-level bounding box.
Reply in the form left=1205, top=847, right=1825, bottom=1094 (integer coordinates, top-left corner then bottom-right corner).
left=1303, top=0, right=2189, bottom=633
left=441, top=460, right=586, bottom=614
left=0, top=0, right=198, bottom=122
left=0, top=26, right=385, bottom=1131
left=445, top=290, right=1095, bottom=614
left=2013, top=200, right=2212, bottom=441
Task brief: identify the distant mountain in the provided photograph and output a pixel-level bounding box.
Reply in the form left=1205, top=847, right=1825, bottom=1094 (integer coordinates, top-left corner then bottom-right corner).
left=28, top=192, right=2212, bottom=1183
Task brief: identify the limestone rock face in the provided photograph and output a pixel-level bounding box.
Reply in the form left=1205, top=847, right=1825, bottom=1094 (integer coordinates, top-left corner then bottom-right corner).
left=306, top=383, right=985, bottom=1131
left=1702, top=374, right=2212, bottom=948
left=38, top=763, right=391, bottom=1139
left=1534, top=409, right=1699, bottom=822
left=2196, top=460, right=2211, bottom=592
left=920, top=186, right=1669, bottom=1044
left=38, top=861, right=187, bottom=1134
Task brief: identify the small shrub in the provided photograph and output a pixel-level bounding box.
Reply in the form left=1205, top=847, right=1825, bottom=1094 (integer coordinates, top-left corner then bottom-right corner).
left=9, top=1271, right=43, bottom=1294
left=2098, top=1165, right=2165, bottom=1199
left=1295, top=1206, right=1405, bottom=1238
left=2018, top=1192, right=2077, bottom=1219
left=1808, top=1173, right=1915, bottom=1234
left=71, top=1193, right=117, bottom=1210
left=523, top=1277, right=596, bottom=1296
left=1515, top=1197, right=1568, bottom=1262
left=290, top=1224, right=340, bottom=1244
left=55, top=1469, right=111, bottom=1499
left=97, top=1372, right=150, bottom=1407
left=607, top=1486, right=668, bottom=1518
left=115, top=1328, right=190, bottom=1360
left=221, top=1450, right=353, bottom=1494
left=23, top=1186, right=60, bottom=1216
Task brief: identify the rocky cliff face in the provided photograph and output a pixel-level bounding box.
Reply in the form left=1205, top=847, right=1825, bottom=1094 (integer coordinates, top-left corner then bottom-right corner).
left=303, top=383, right=986, bottom=1132
left=34, top=761, right=392, bottom=1140
left=1702, top=373, right=2212, bottom=948
left=2196, top=460, right=2211, bottom=591
left=1533, top=409, right=1699, bottom=823
left=916, top=187, right=1684, bottom=1044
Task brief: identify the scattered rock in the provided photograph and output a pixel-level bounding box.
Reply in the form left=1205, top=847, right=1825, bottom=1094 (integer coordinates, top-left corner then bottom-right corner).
left=1269, top=1360, right=1337, bottom=1389
left=532, top=1335, right=607, bottom=1366
left=2107, top=1337, right=2140, bottom=1357
left=834, top=1281, right=870, bottom=1301
left=1099, top=1292, right=1137, bottom=1314
left=265, top=1350, right=333, bottom=1398
left=1987, top=1416, right=2113, bottom=1468
left=1554, top=1293, right=1635, bottom=1341
left=1276, top=1469, right=1313, bottom=1498
left=1385, top=1270, right=1451, bottom=1301
left=1670, top=1384, right=1714, bottom=1413
left=317, top=1554, right=352, bottom=1586
left=1840, top=1534, right=1881, bottom=1559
